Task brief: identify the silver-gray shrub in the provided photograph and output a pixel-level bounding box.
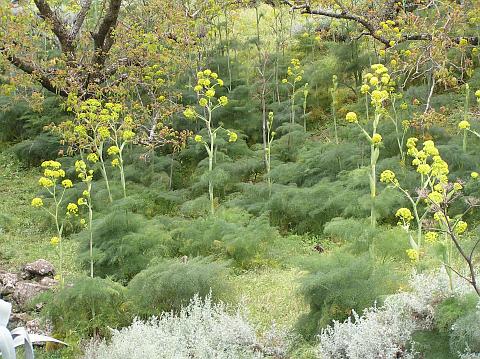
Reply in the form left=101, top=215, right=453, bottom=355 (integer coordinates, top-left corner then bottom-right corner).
left=317, top=270, right=473, bottom=359
left=83, top=294, right=287, bottom=359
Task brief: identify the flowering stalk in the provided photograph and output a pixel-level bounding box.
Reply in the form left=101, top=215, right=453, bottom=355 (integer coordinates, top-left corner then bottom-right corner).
left=184, top=69, right=234, bottom=215
left=281, top=58, right=304, bottom=125
left=381, top=139, right=452, bottom=265
left=266, top=111, right=276, bottom=196
left=458, top=88, right=480, bottom=152
left=103, top=106, right=136, bottom=199
left=330, top=76, right=339, bottom=144
left=346, top=64, right=393, bottom=227
left=423, top=173, right=480, bottom=297
left=32, top=161, right=77, bottom=287
left=346, top=64, right=392, bottom=228
left=303, top=83, right=309, bottom=132
left=75, top=158, right=95, bottom=278
left=56, top=99, right=127, bottom=203
left=386, top=93, right=409, bottom=162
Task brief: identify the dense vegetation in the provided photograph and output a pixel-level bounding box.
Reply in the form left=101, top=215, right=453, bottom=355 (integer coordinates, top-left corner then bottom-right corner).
left=1, top=0, right=480, bottom=358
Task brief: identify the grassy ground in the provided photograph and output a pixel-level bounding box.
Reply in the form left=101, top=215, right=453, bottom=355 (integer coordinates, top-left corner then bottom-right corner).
left=1, top=145, right=316, bottom=358
left=0, top=147, right=80, bottom=274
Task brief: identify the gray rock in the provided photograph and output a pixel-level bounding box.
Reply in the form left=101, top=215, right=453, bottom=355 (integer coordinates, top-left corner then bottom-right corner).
left=12, top=281, right=49, bottom=309
left=22, top=259, right=55, bottom=279
left=39, top=277, right=58, bottom=287
left=0, top=271, right=19, bottom=295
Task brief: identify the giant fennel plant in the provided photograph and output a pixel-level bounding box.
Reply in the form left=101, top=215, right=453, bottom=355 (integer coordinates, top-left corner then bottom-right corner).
left=184, top=69, right=236, bottom=215
left=345, top=63, right=392, bottom=228
left=31, top=160, right=78, bottom=286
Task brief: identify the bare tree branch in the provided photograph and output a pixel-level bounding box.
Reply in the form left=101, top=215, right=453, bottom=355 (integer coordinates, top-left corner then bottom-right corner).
left=33, top=0, right=75, bottom=55
left=92, top=0, right=122, bottom=66
left=4, top=51, right=68, bottom=97
left=71, top=0, right=94, bottom=38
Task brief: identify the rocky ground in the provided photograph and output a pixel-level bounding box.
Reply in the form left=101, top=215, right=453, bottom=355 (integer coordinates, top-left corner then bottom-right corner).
left=1, top=259, right=57, bottom=334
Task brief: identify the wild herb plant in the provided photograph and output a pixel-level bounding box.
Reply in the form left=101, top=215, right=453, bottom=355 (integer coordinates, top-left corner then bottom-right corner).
left=75, top=159, right=95, bottom=278
left=345, top=64, right=392, bottom=227
left=31, top=160, right=78, bottom=286
left=381, top=139, right=450, bottom=264
left=105, top=110, right=136, bottom=198
left=184, top=69, right=236, bottom=214
left=458, top=88, right=480, bottom=151
left=281, top=58, right=304, bottom=125
left=266, top=111, right=276, bottom=195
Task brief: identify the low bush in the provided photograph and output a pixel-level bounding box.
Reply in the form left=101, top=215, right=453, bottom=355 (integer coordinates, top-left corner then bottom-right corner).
left=127, top=257, right=231, bottom=317
left=39, top=277, right=131, bottom=338
left=83, top=295, right=288, bottom=359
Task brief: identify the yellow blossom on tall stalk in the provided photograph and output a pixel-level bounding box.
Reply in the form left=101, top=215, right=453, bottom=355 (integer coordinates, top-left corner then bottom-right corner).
left=281, top=58, right=305, bottom=125
left=31, top=160, right=74, bottom=287
left=379, top=139, right=465, bottom=278
left=345, top=63, right=392, bottom=228
left=184, top=69, right=234, bottom=215
left=75, top=159, right=96, bottom=278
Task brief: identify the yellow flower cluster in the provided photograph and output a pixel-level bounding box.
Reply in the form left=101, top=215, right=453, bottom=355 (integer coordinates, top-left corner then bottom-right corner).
left=31, top=197, right=44, bottom=207
left=425, top=231, right=438, bottom=243
left=228, top=131, right=238, bottom=143
left=362, top=64, right=393, bottom=107
left=371, top=133, right=382, bottom=145
left=282, top=58, right=304, bottom=85
left=345, top=112, right=358, bottom=123
left=61, top=179, right=73, bottom=188
left=380, top=169, right=398, bottom=186
left=122, top=130, right=135, bottom=141
left=38, top=160, right=67, bottom=188
left=189, top=69, right=228, bottom=113
left=407, top=138, right=449, bottom=182
left=107, top=146, right=120, bottom=156
left=183, top=107, right=196, bottom=119
left=406, top=248, right=419, bottom=262
left=75, top=160, right=93, bottom=182
left=396, top=207, right=414, bottom=223
left=66, top=202, right=79, bottom=215
left=454, top=220, right=468, bottom=235
left=458, top=120, right=471, bottom=130
left=87, top=153, right=99, bottom=163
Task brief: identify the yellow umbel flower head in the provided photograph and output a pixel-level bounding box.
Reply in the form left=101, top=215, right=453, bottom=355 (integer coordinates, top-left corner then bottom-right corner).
left=425, top=232, right=438, bottom=243
left=31, top=198, right=44, bottom=207
left=228, top=132, right=238, bottom=143
left=66, top=203, right=79, bottom=215
left=406, top=248, right=419, bottom=262
left=396, top=207, right=414, bottom=223
left=61, top=179, right=73, bottom=188
left=345, top=112, right=358, bottom=123
left=458, top=120, right=471, bottom=130
left=371, top=133, right=382, bottom=145
left=455, top=221, right=468, bottom=234
left=380, top=170, right=397, bottom=185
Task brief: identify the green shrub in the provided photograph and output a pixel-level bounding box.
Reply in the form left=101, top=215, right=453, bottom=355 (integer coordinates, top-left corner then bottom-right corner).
left=450, top=310, right=480, bottom=355
left=77, top=210, right=173, bottom=282
left=12, top=133, right=62, bottom=167
left=297, top=252, right=403, bottom=340
left=127, top=257, right=231, bottom=317
left=435, top=294, right=478, bottom=333
left=172, top=212, right=286, bottom=268
left=39, top=277, right=131, bottom=338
